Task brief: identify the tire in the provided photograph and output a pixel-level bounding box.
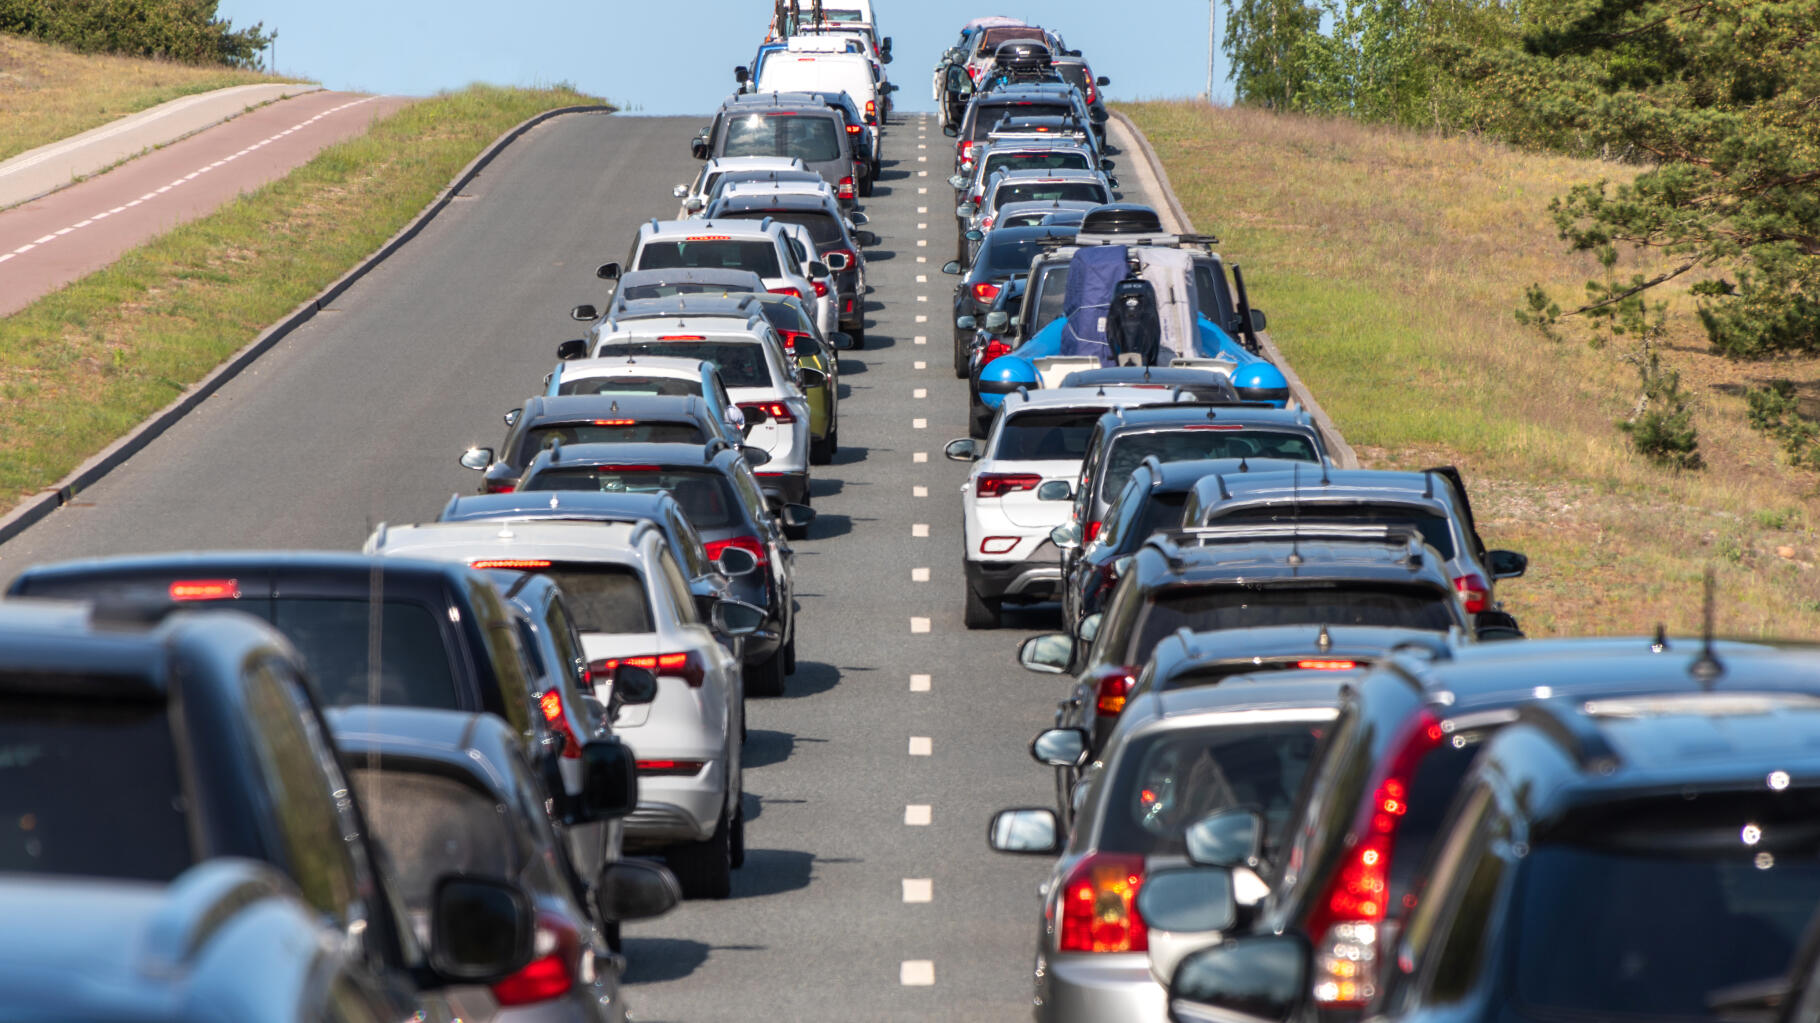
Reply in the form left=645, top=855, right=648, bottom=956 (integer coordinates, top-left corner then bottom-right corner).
left=783, top=627, right=797, bottom=674
left=746, top=647, right=787, bottom=697
left=847, top=323, right=865, bottom=349
left=969, top=408, right=990, bottom=439
left=954, top=333, right=970, bottom=378
left=668, top=813, right=732, bottom=899
left=604, top=921, right=622, bottom=954
left=811, top=435, right=833, bottom=465
left=964, top=581, right=1001, bottom=629
left=784, top=522, right=810, bottom=541
left=830, top=425, right=839, bottom=455
left=729, top=802, right=746, bottom=869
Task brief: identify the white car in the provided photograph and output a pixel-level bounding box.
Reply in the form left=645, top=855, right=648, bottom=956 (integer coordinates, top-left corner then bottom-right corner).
left=756, top=51, right=883, bottom=133
left=701, top=168, right=828, bottom=214
left=944, top=387, right=1185, bottom=628
left=363, top=519, right=765, bottom=899
left=617, top=219, right=828, bottom=333
left=673, top=156, right=809, bottom=217
left=543, top=354, right=746, bottom=437
left=586, top=322, right=818, bottom=515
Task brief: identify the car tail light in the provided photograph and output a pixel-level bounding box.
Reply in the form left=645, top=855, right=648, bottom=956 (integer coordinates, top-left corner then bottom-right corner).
left=864, top=99, right=877, bottom=123
left=658, top=334, right=707, bottom=341
left=1092, top=665, right=1140, bottom=717
left=538, top=689, right=582, bottom=759
left=592, top=418, right=635, bottom=426
left=768, top=287, right=803, bottom=300
left=984, top=338, right=1012, bottom=362
left=975, top=473, right=1041, bottom=498
left=980, top=215, right=995, bottom=230
left=1298, top=659, right=1360, bottom=671
left=740, top=401, right=795, bottom=423
left=1305, top=711, right=1445, bottom=1007
left=846, top=123, right=862, bottom=134
left=972, top=281, right=1001, bottom=303
left=492, top=914, right=580, bottom=1006
left=705, top=535, right=770, bottom=569
left=1084, top=520, right=1102, bottom=543
left=483, top=480, right=516, bottom=494
left=1087, top=82, right=1097, bottom=105
left=470, top=559, right=553, bottom=570
left=1453, top=573, right=1489, bottom=614
left=959, top=139, right=975, bottom=163
left=590, top=651, right=705, bottom=688
left=981, top=536, right=1020, bottom=555
left=812, top=279, right=828, bottom=298
left=169, top=579, right=239, bottom=601
left=837, top=176, right=855, bottom=200
left=636, top=759, right=708, bottom=776
left=778, top=329, right=812, bottom=354
left=1057, top=852, right=1147, bottom=953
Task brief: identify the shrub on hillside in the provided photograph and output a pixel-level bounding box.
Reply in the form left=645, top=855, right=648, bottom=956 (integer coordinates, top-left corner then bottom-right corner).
left=0, top=0, right=270, bottom=67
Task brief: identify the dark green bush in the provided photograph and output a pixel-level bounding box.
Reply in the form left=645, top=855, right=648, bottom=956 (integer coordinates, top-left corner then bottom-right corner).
left=0, top=0, right=271, bottom=67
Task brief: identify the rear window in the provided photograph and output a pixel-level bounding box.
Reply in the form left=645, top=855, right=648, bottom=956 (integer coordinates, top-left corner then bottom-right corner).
left=596, top=341, right=769, bottom=388
left=525, top=421, right=704, bottom=451
left=636, top=238, right=781, bottom=279
left=618, top=281, right=756, bottom=301
left=1128, top=584, right=1459, bottom=662
left=994, top=409, right=1100, bottom=460
left=721, top=112, right=842, bottom=163
left=349, top=768, right=519, bottom=908
left=994, top=181, right=1106, bottom=207
left=757, top=301, right=816, bottom=334
left=270, top=599, right=463, bottom=711
left=1102, top=429, right=1321, bottom=499
left=0, top=695, right=191, bottom=881
left=557, top=374, right=702, bottom=398
left=521, top=564, right=653, bottom=635
left=983, top=231, right=1073, bottom=275
left=1102, top=721, right=1326, bottom=858
left=722, top=209, right=844, bottom=247
left=1210, top=505, right=1458, bottom=560
left=1122, top=491, right=1190, bottom=551
left=984, top=149, right=1091, bottom=177
left=523, top=468, right=743, bottom=531
left=978, top=26, right=1037, bottom=50
left=1029, top=265, right=1070, bottom=334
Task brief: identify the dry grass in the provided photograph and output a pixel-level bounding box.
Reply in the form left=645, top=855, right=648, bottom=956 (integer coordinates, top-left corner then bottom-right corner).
left=1125, top=100, right=1820, bottom=638
left=0, top=32, right=295, bottom=164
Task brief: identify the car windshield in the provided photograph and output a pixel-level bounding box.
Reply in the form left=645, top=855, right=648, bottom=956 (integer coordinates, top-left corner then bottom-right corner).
left=267, top=599, right=463, bottom=710
left=349, top=768, right=520, bottom=909
left=984, top=149, right=1090, bottom=177
left=721, top=113, right=842, bottom=163
left=526, top=421, right=704, bottom=451
left=0, top=696, right=191, bottom=881
left=1103, top=722, right=1326, bottom=858
left=558, top=374, right=702, bottom=398
left=723, top=209, right=844, bottom=247
left=636, top=238, right=781, bottom=278
left=983, top=231, right=1075, bottom=275
left=596, top=342, right=770, bottom=388
left=1101, top=430, right=1320, bottom=500
left=1511, top=789, right=1820, bottom=1021
left=1129, top=583, right=1458, bottom=661
left=994, top=181, right=1104, bottom=207
left=1208, top=504, right=1458, bottom=560
left=512, top=564, right=653, bottom=634
left=994, top=409, right=1100, bottom=460
left=523, top=468, right=742, bottom=530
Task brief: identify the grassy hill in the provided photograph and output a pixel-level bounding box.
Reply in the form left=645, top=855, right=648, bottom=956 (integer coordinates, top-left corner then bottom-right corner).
left=1125, top=100, right=1820, bottom=638
left=0, top=31, right=295, bottom=164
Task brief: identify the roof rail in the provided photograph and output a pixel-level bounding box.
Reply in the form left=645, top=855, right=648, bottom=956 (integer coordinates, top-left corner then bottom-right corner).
left=1151, top=522, right=1428, bottom=556
left=1139, top=454, right=1165, bottom=487
left=139, top=860, right=294, bottom=979
left=440, top=494, right=462, bottom=521
left=1514, top=699, right=1622, bottom=772
left=548, top=438, right=563, bottom=464
left=370, top=521, right=388, bottom=551
left=704, top=437, right=733, bottom=459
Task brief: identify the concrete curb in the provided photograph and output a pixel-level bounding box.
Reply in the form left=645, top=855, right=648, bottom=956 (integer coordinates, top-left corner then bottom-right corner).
left=0, top=103, right=615, bottom=549
left=1109, top=108, right=1360, bottom=470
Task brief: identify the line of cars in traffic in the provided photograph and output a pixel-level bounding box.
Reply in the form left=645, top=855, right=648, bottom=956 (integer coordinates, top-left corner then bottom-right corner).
left=933, top=14, right=1820, bottom=1023
left=0, top=4, right=900, bottom=1021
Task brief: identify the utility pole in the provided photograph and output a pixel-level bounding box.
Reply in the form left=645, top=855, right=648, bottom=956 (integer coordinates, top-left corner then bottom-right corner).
left=1205, top=0, right=1216, bottom=102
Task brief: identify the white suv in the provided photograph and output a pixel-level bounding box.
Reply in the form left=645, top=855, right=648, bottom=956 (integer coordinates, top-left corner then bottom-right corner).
left=363, top=519, right=764, bottom=899
left=673, top=156, right=810, bottom=217
left=619, top=219, right=821, bottom=329
left=945, top=387, right=1183, bottom=628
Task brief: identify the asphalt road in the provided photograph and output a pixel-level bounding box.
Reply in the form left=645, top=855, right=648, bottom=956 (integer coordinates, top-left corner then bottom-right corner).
left=0, top=111, right=1076, bottom=1020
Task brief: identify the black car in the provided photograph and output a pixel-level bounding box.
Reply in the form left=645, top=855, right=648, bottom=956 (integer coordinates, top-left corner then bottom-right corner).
left=516, top=440, right=804, bottom=696
left=961, top=275, right=1027, bottom=435
left=949, top=86, right=1089, bottom=167
left=460, top=394, right=751, bottom=494
left=705, top=190, right=869, bottom=341
left=0, top=598, right=582, bottom=1017
left=1166, top=643, right=1820, bottom=1023
left=944, top=224, right=1078, bottom=377
left=330, top=706, right=677, bottom=1020
left=1052, top=55, right=1110, bottom=117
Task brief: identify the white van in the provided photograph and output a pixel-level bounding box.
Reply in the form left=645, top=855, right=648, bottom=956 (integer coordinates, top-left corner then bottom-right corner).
left=757, top=52, right=882, bottom=132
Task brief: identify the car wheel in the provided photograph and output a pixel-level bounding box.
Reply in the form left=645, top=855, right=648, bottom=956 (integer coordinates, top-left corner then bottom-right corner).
left=964, top=582, right=1001, bottom=629
left=969, top=408, right=990, bottom=439
left=783, top=627, right=796, bottom=674
left=830, top=424, right=839, bottom=455
left=667, top=813, right=733, bottom=900
left=729, top=800, right=746, bottom=869
left=739, top=689, right=748, bottom=742
left=604, top=921, right=622, bottom=954
left=784, top=520, right=810, bottom=541
left=746, top=647, right=787, bottom=697
left=847, top=323, right=865, bottom=349
left=811, top=435, right=833, bottom=465
left=953, top=333, right=970, bottom=378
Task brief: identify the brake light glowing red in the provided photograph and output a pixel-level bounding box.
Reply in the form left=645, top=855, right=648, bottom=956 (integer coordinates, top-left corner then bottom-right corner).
left=169, top=579, right=239, bottom=601
left=1453, top=573, right=1490, bottom=614
left=812, top=279, right=828, bottom=298
left=1092, top=665, right=1140, bottom=717
left=740, top=401, right=795, bottom=423
left=1084, top=520, right=1102, bottom=543
left=470, top=559, right=553, bottom=570
left=1058, top=852, right=1147, bottom=953
left=846, top=124, right=862, bottom=134
left=491, top=914, right=579, bottom=1005
left=972, top=281, right=1002, bottom=303
left=592, top=419, right=635, bottom=426
left=538, top=689, right=583, bottom=759
left=1297, top=659, right=1360, bottom=671
left=705, top=535, right=769, bottom=569
left=591, top=651, right=705, bottom=687
left=768, top=287, right=803, bottom=300
left=779, top=329, right=812, bottom=354
left=658, top=334, right=707, bottom=341
left=636, top=759, right=709, bottom=775
left=837, top=176, right=855, bottom=200
left=686, top=235, right=732, bottom=242
left=484, top=479, right=515, bottom=494
left=984, top=339, right=1012, bottom=361
left=975, top=473, right=1041, bottom=498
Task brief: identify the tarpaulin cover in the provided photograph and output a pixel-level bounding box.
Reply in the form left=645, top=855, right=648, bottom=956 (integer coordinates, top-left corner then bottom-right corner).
left=1059, top=244, right=1127, bottom=366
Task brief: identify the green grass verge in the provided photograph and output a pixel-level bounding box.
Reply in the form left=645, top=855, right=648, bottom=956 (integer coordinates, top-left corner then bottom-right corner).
left=0, top=84, right=602, bottom=510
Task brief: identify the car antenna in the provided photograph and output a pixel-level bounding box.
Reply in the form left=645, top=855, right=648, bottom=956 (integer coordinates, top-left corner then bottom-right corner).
left=1238, top=456, right=1249, bottom=472
left=548, top=493, right=561, bottom=510
left=1317, top=624, right=1332, bottom=653
left=1651, top=622, right=1668, bottom=653
left=550, top=438, right=563, bottom=464
left=610, top=399, right=619, bottom=414
left=1690, top=568, right=1723, bottom=686
left=1287, top=462, right=1304, bottom=567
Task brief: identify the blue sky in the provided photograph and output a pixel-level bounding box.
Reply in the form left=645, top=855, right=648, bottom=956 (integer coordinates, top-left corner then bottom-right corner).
left=216, top=0, right=1234, bottom=114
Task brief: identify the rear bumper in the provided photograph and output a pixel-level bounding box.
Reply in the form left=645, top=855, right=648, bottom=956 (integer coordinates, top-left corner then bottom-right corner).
left=622, top=768, right=724, bottom=847
left=1035, top=952, right=1164, bottom=1023
left=966, top=545, right=1063, bottom=601
left=757, top=470, right=809, bottom=507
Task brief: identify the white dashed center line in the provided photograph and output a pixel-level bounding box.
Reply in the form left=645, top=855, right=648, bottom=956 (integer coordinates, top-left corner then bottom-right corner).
left=916, top=274, right=927, bottom=282
left=912, top=418, right=927, bottom=429
left=916, top=295, right=927, bottom=302
left=916, top=239, right=927, bottom=247
left=901, top=960, right=936, bottom=986
left=910, top=673, right=932, bottom=692
left=910, top=616, right=931, bottom=633
left=913, top=484, right=928, bottom=496
left=911, top=567, right=930, bottom=582
left=915, top=313, right=928, bottom=322
left=903, top=878, right=933, bottom=902
left=913, top=360, right=927, bottom=370
left=912, top=523, right=930, bottom=537
left=913, top=388, right=927, bottom=399
left=918, top=187, right=928, bottom=194
left=913, top=451, right=928, bottom=463
left=917, top=206, right=927, bottom=213
left=917, top=222, right=928, bottom=229
left=904, top=805, right=932, bottom=826
left=909, top=736, right=933, bottom=755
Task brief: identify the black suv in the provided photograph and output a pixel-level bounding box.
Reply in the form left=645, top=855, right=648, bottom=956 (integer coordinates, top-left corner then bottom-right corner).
left=707, top=190, right=867, bottom=337
left=516, top=440, right=804, bottom=696
left=0, top=598, right=602, bottom=1016
left=943, top=223, right=1078, bottom=375
left=459, top=393, right=749, bottom=494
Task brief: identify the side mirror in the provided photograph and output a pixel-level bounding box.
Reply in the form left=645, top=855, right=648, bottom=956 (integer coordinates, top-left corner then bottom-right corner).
left=944, top=437, right=980, bottom=461
left=956, top=315, right=977, bottom=330
left=1488, top=549, right=1528, bottom=579
left=576, top=739, right=638, bottom=820
left=711, top=598, right=768, bottom=637
left=849, top=211, right=870, bottom=226
left=570, top=303, right=599, bottom=322
left=987, top=807, right=1062, bottom=855
left=1030, top=726, right=1090, bottom=768
left=1101, top=158, right=1116, bottom=171
left=780, top=503, right=816, bottom=529
left=1078, top=612, right=1102, bottom=644
left=593, top=859, right=681, bottom=923
left=1017, top=633, right=1073, bottom=674
left=673, top=183, right=689, bottom=198
left=1106, top=175, right=1120, bottom=188
left=827, top=331, right=856, bottom=350
left=808, top=260, right=831, bottom=278
left=954, top=205, right=976, bottom=220
left=964, top=229, right=983, bottom=241
left=948, top=174, right=967, bottom=189
left=459, top=447, right=493, bottom=471
left=609, top=664, right=659, bottom=706
left=428, top=876, right=534, bottom=982
left=1475, top=609, right=1525, bottom=641
left=824, top=251, right=852, bottom=272
left=1250, top=308, right=1268, bottom=333
left=1037, top=480, right=1073, bottom=502
left=596, top=262, right=621, bottom=281
left=941, top=260, right=963, bottom=275
left=881, top=36, right=893, bottom=52
left=1137, top=866, right=1237, bottom=934
left=857, top=230, right=881, bottom=247
left=502, top=408, right=521, bottom=428
left=1169, top=935, right=1311, bottom=1023
left=1090, top=107, right=1109, bottom=123
left=683, top=196, right=705, bottom=213
left=984, top=311, right=1010, bottom=330
left=691, top=138, right=710, bottom=160
left=739, top=444, right=772, bottom=467
left=557, top=339, right=588, bottom=361
left=798, top=367, right=827, bottom=389
left=1185, top=807, right=1264, bottom=869
left=943, top=124, right=958, bottom=137
left=1097, top=75, right=1111, bottom=86
left=734, top=65, right=750, bottom=84
left=715, top=545, right=760, bottom=578
left=1049, top=521, right=1081, bottom=549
